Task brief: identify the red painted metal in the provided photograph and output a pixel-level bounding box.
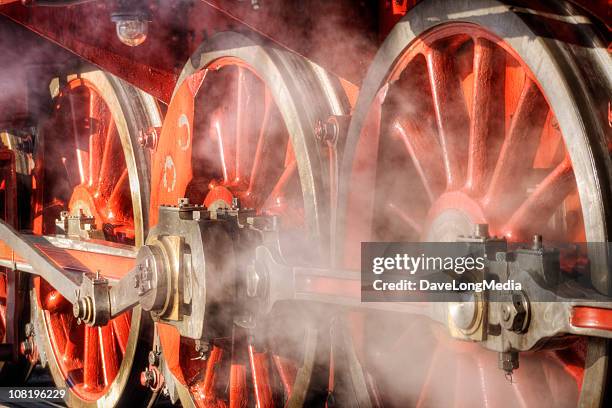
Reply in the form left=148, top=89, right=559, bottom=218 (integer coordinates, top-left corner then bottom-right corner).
left=272, top=355, right=297, bottom=398
left=248, top=344, right=273, bottom=408
left=571, top=307, right=612, bottom=331
left=0, top=0, right=381, bottom=98
left=229, top=363, right=247, bottom=408
left=0, top=0, right=608, bottom=104
left=0, top=1, right=178, bottom=102
left=189, top=345, right=227, bottom=408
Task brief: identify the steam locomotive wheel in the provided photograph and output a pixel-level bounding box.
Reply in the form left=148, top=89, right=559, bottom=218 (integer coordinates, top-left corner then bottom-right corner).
left=32, top=70, right=160, bottom=407
left=149, top=32, right=346, bottom=407
left=339, top=1, right=611, bottom=407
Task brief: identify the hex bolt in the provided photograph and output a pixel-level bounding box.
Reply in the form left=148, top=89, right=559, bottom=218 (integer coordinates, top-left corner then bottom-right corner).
left=314, top=118, right=338, bottom=144
left=19, top=340, right=33, bottom=356
left=498, top=351, right=519, bottom=375
left=532, top=234, right=543, bottom=250
left=474, top=223, right=489, bottom=239
left=73, top=296, right=94, bottom=324
left=232, top=197, right=240, bottom=209
left=500, top=292, right=529, bottom=333
left=195, top=340, right=210, bottom=360
left=178, top=197, right=190, bottom=208
left=148, top=350, right=160, bottom=367
left=138, top=127, right=159, bottom=149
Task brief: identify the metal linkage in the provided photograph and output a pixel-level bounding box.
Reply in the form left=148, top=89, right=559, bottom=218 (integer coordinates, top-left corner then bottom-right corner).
left=3, top=199, right=612, bottom=381
left=0, top=218, right=83, bottom=303
left=246, top=227, right=612, bottom=379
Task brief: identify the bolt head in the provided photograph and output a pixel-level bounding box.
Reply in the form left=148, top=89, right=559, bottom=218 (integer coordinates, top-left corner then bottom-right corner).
left=72, top=300, right=82, bottom=319
left=20, top=340, right=32, bottom=356
left=148, top=350, right=159, bottom=366
left=498, top=351, right=519, bottom=373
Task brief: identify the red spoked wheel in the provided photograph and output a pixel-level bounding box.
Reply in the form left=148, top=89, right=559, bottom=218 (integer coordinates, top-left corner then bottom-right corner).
left=149, top=32, right=346, bottom=407
left=32, top=70, right=160, bottom=407
left=339, top=1, right=611, bottom=407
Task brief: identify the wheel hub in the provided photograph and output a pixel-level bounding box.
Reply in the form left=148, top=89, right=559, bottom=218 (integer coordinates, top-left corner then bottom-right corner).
left=425, top=191, right=487, bottom=241
left=68, top=185, right=103, bottom=225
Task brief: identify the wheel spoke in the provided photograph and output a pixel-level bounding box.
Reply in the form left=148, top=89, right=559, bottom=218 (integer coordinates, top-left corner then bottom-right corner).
left=502, top=157, right=574, bottom=239
left=472, top=352, right=513, bottom=408
left=68, top=89, right=90, bottom=186
left=88, top=93, right=108, bottom=188
left=83, top=326, right=101, bottom=390
left=512, top=359, right=551, bottom=408
left=46, top=316, right=66, bottom=360
left=466, top=38, right=505, bottom=195
left=453, top=353, right=471, bottom=408
left=88, top=133, right=103, bottom=189
left=214, top=118, right=230, bottom=183
left=273, top=354, right=298, bottom=398
left=97, top=122, right=121, bottom=198
left=416, top=346, right=440, bottom=407
left=386, top=201, right=423, bottom=235
left=392, top=119, right=445, bottom=202
left=248, top=88, right=271, bottom=189
left=107, top=168, right=129, bottom=220
left=191, top=345, right=226, bottom=407
left=247, top=88, right=282, bottom=205
left=426, top=47, right=470, bottom=190
left=98, top=325, right=119, bottom=386
left=60, top=314, right=79, bottom=364
left=250, top=113, right=289, bottom=207
left=111, top=313, right=130, bottom=355
left=249, top=344, right=273, bottom=408
left=284, top=139, right=295, bottom=168
left=263, top=159, right=298, bottom=211
left=0, top=274, right=7, bottom=299
left=484, top=78, right=549, bottom=216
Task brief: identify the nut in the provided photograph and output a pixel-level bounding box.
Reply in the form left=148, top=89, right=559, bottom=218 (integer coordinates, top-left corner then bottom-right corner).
left=499, top=292, right=529, bottom=333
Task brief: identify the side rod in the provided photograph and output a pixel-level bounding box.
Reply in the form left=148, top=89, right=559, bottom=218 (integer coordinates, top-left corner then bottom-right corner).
left=0, top=219, right=88, bottom=303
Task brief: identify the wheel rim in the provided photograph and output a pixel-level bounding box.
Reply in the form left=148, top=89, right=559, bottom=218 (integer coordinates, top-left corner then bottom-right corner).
left=338, top=7, right=610, bottom=407
left=150, top=32, right=346, bottom=407
left=33, top=72, right=155, bottom=404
